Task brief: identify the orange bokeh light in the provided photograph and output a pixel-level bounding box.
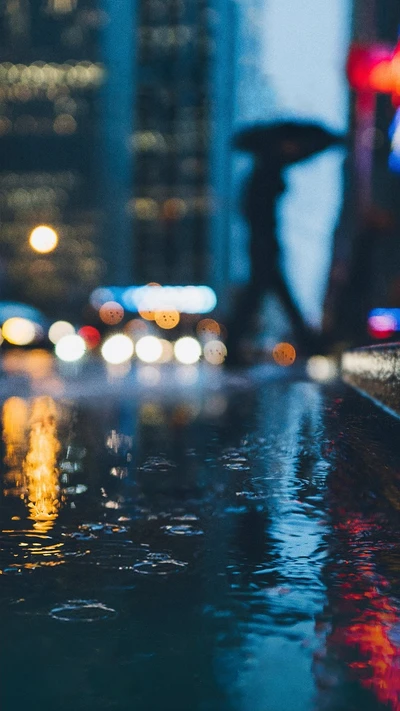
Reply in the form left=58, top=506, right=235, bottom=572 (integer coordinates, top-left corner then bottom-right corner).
left=137, top=283, right=161, bottom=321
left=196, top=318, right=221, bottom=339
left=272, top=342, right=296, bottom=367
left=154, top=309, right=180, bottom=329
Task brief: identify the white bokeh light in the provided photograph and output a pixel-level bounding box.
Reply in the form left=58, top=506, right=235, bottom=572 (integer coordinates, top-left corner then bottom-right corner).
left=48, top=320, right=75, bottom=344
left=203, top=339, right=227, bottom=365
left=101, top=334, right=134, bottom=364
left=29, top=225, right=58, bottom=253
left=55, top=334, right=86, bottom=362
left=174, top=337, right=201, bottom=365
left=135, top=336, right=163, bottom=363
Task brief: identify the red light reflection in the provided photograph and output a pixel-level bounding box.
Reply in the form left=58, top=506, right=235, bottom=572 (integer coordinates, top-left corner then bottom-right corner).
left=324, top=512, right=400, bottom=710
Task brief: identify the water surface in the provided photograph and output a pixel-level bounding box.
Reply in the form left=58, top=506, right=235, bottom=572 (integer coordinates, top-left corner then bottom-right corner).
left=2, top=376, right=400, bottom=711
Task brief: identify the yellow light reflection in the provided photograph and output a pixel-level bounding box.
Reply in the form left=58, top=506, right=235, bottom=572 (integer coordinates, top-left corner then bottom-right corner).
left=23, top=397, right=61, bottom=532
left=29, top=225, right=58, bottom=253
left=2, top=397, right=28, bottom=495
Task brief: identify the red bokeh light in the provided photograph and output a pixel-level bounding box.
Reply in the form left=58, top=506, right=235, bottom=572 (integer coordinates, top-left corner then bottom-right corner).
left=347, top=43, right=393, bottom=92
left=78, top=326, right=101, bottom=349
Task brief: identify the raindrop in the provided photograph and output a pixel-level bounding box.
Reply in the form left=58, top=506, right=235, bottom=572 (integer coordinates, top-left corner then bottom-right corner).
left=161, top=525, right=204, bottom=537
left=173, top=514, right=199, bottom=522
left=60, top=460, right=82, bottom=474
left=223, top=461, right=250, bottom=471
left=138, top=456, right=177, bottom=473
left=132, top=553, right=187, bottom=575
left=50, top=599, right=117, bottom=622
left=110, top=467, right=128, bottom=479
left=219, top=450, right=250, bottom=471
left=64, top=484, right=88, bottom=495
left=79, top=522, right=129, bottom=536
left=235, top=491, right=265, bottom=501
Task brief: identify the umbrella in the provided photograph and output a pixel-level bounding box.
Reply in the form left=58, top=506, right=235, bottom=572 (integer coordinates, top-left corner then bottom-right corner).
left=233, top=121, right=345, bottom=165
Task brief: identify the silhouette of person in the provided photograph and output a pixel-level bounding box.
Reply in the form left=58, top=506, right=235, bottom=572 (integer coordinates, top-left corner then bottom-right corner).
left=225, top=122, right=344, bottom=366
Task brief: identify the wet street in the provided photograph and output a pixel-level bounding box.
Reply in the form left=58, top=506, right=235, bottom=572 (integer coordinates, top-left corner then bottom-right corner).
left=2, top=366, right=400, bottom=711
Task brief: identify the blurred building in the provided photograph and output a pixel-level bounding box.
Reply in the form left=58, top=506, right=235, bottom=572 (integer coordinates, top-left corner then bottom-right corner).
left=123, top=0, right=235, bottom=296
left=0, top=0, right=106, bottom=318
left=325, top=0, right=400, bottom=345
left=0, top=0, right=237, bottom=321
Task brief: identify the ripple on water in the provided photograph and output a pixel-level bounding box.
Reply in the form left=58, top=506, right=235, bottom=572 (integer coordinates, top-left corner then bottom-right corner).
left=220, top=450, right=250, bottom=471
left=132, top=552, right=188, bottom=575
left=173, top=514, right=199, bottom=522
left=80, top=522, right=129, bottom=536
left=235, top=491, right=265, bottom=501
left=63, top=522, right=130, bottom=540
left=138, top=456, right=177, bottom=473
left=49, top=599, right=117, bottom=622
left=0, top=532, right=87, bottom=573
left=161, top=524, right=204, bottom=537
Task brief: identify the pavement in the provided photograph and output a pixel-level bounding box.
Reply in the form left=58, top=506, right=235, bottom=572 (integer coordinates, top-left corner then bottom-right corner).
left=3, top=351, right=400, bottom=710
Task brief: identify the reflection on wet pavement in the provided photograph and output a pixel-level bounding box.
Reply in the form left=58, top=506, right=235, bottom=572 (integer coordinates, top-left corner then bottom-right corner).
left=2, top=378, right=400, bottom=710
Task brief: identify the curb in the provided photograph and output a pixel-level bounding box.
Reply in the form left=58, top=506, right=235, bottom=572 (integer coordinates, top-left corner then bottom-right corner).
left=342, top=343, right=400, bottom=417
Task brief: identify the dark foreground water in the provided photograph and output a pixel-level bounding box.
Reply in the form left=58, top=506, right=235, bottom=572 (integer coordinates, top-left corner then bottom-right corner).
left=2, top=372, right=400, bottom=711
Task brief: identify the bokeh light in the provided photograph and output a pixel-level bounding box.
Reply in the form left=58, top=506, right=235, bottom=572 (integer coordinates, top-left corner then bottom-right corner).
left=55, top=334, right=86, bottom=362
left=158, top=339, right=174, bottom=363
left=178, top=365, right=199, bottom=384
left=106, top=362, right=132, bottom=380
left=99, top=301, right=124, bottom=326
left=101, top=334, right=134, bottom=364
left=135, top=336, right=163, bottom=363
left=174, top=337, right=201, bottom=365
left=124, top=318, right=149, bottom=340
left=272, top=342, right=296, bottom=367
left=196, top=318, right=221, bottom=340
left=78, top=326, right=101, bottom=349
left=137, top=282, right=161, bottom=321
left=154, top=309, right=180, bottom=329
left=368, top=314, right=396, bottom=339
left=29, top=225, right=58, bottom=253
left=2, top=317, right=36, bottom=345
left=137, top=366, right=162, bottom=386
left=48, top=320, right=75, bottom=344
left=203, top=339, right=227, bottom=365
left=138, top=308, right=156, bottom=321
left=306, top=356, right=338, bottom=382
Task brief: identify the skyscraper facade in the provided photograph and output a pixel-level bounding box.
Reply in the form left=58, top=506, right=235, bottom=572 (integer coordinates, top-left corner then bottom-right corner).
left=0, top=0, right=105, bottom=317
left=130, top=0, right=218, bottom=287
left=0, top=0, right=237, bottom=320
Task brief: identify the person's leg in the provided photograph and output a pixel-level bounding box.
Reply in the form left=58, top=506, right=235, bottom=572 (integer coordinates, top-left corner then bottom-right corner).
left=225, top=280, right=265, bottom=365
left=272, top=271, right=319, bottom=352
